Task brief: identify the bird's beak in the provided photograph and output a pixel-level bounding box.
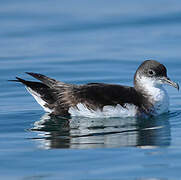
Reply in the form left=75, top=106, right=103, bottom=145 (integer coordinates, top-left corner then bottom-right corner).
left=160, top=76, right=179, bottom=91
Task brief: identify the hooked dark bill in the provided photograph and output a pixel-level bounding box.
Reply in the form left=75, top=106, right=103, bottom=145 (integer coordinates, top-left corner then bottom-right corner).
left=160, top=76, right=179, bottom=91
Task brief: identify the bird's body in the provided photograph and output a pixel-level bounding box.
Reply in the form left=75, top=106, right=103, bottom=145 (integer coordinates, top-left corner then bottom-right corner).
left=13, top=60, right=179, bottom=118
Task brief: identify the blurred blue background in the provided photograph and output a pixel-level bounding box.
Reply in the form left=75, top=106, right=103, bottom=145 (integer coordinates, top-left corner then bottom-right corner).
left=0, top=0, right=181, bottom=179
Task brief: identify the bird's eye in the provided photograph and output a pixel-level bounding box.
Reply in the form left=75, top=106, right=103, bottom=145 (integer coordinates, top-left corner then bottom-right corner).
left=148, top=70, right=155, bottom=76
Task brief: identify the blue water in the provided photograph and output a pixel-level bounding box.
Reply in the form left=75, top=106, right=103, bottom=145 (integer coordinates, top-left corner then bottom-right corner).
left=1, top=0, right=181, bottom=179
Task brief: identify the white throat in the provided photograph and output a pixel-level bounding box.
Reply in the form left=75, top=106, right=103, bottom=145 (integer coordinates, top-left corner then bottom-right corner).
left=136, top=75, right=169, bottom=115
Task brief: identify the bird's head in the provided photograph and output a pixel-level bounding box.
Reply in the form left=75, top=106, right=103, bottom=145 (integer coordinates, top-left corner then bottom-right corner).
left=134, top=60, right=179, bottom=91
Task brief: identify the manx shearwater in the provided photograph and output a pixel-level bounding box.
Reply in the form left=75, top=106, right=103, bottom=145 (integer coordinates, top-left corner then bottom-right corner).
left=11, top=60, right=179, bottom=118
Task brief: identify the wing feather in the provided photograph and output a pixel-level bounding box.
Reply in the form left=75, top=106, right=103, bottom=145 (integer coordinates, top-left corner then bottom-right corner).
left=26, top=72, right=66, bottom=87
left=70, top=83, right=141, bottom=110
left=13, top=75, right=142, bottom=116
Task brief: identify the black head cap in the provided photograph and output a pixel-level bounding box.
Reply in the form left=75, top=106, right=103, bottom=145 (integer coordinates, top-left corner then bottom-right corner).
left=134, top=60, right=167, bottom=79
left=134, top=60, right=179, bottom=90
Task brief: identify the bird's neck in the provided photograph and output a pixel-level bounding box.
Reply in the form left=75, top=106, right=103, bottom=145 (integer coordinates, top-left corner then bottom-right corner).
left=134, top=76, right=165, bottom=99
left=134, top=76, right=169, bottom=115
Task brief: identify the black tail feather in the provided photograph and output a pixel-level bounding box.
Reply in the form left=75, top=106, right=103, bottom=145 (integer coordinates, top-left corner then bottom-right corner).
left=9, top=76, right=57, bottom=104
left=9, top=76, right=49, bottom=89
left=8, top=77, right=28, bottom=83
left=8, top=79, right=20, bottom=82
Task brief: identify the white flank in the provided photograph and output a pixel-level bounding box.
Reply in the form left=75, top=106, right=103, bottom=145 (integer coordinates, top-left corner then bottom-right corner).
left=68, top=103, right=138, bottom=118
left=26, top=87, right=53, bottom=113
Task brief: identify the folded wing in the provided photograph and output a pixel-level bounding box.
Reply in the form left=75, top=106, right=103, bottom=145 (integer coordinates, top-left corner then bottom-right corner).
left=13, top=73, right=141, bottom=116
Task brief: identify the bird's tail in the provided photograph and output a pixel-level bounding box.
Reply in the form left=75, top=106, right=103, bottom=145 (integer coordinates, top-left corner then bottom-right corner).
left=10, top=77, right=56, bottom=113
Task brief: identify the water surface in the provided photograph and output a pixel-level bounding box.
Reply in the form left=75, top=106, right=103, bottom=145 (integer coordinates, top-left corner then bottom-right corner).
left=1, top=0, right=181, bottom=179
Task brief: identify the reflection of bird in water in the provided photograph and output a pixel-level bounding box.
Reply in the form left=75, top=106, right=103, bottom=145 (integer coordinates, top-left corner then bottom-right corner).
left=31, top=114, right=171, bottom=149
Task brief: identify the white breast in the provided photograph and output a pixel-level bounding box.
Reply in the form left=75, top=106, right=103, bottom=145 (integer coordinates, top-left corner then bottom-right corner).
left=137, top=76, right=169, bottom=115
left=148, top=86, right=169, bottom=115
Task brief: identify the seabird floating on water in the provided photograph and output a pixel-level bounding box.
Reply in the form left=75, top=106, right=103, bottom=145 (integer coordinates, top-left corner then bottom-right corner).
left=11, top=60, right=179, bottom=118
